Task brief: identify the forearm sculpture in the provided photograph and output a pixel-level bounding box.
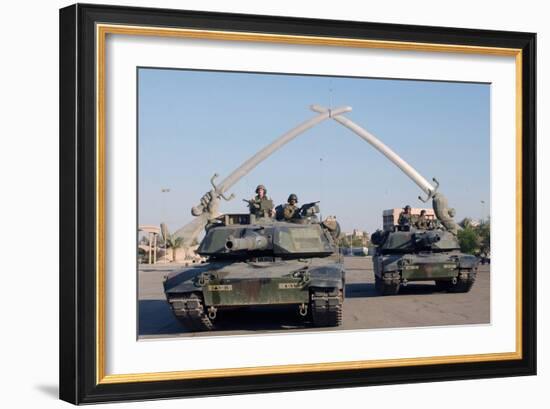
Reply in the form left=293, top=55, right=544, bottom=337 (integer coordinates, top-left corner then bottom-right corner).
left=172, top=106, right=352, bottom=246
left=173, top=103, right=460, bottom=249
left=310, top=105, right=460, bottom=235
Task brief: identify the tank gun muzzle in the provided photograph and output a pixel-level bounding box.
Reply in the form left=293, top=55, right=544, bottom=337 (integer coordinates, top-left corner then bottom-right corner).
left=415, top=232, right=441, bottom=247
left=225, top=234, right=269, bottom=251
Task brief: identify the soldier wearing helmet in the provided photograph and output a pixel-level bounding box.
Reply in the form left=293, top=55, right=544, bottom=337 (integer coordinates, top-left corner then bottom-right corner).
left=398, top=205, right=412, bottom=227
left=247, top=184, right=274, bottom=218
left=283, top=193, right=300, bottom=221
left=415, top=209, right=429, bottom=229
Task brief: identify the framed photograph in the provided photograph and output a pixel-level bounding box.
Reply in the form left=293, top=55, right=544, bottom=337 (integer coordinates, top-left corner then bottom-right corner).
left=59, top=3, right=536, bottom=404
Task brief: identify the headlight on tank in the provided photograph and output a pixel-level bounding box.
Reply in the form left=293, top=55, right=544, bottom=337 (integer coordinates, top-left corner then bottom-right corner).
left=194, top=272, right=218, bottom=286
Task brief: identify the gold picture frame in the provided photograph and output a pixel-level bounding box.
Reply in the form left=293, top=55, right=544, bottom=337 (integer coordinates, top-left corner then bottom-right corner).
left=60, top=3, right=536, bottom=404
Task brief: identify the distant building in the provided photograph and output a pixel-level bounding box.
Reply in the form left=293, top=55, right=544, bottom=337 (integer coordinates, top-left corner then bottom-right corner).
left=138, top=225, right=204, bottom=265
left=342, top=229, right=370, bottom=247
left=461, top=218, right=481, bottom=228
left=383, top=208, right=435, bottom=231
left=340, top=246, right=369, bottom=256
left=138, top=225, right=162, bottom=264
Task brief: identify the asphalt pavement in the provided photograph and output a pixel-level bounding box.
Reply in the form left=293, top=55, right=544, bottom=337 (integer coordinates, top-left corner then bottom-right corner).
left=138, top=256, right=490, bottom=339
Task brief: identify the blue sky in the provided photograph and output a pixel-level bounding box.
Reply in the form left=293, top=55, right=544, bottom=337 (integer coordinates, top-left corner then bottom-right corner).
left=138, top=68, right=490, bottom=234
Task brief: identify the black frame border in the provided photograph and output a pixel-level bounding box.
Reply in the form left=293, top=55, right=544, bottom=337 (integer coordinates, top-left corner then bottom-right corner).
left=59, top=3, right=536, bottom=404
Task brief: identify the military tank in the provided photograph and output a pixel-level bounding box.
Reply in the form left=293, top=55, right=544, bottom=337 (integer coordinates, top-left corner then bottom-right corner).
left=371, top=224, right=478, bottom=295
left=163, top=205, right=345, bottom=331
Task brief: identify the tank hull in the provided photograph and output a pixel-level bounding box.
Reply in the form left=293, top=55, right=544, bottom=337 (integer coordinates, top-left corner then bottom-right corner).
left=163, top=258, right=345, bottom=329
left=374, top=253, right=472, bottom=281
left=373, top=251, right=478, bottom=295
left=203, top=277, right=309, bottom=306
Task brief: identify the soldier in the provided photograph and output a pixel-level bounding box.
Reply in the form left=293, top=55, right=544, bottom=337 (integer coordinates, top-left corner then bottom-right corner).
left=247, top=184, right=274, bottom=218
left=283, top=193, right=300, bottom=221
left=415, top=209, right=429, bottom=229
left=398, top=205, right=412, bottom=227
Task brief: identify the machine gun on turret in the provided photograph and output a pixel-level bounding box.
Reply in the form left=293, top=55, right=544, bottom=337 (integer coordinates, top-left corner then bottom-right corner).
left=299, top=201, right=320, bottom=218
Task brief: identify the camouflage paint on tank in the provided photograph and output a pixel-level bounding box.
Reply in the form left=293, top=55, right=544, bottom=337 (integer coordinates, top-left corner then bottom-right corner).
left=164, top=258, right=343, bottom=306
left=203, top=276, right=309, bottom=306
left=163, top=210, right=345, bottom=329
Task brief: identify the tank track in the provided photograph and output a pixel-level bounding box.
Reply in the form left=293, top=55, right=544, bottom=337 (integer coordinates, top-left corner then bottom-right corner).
left=375, top=272, right=400, bottom=295
left=167, top=293, right=214, bottom=331
left=435, top=269, right=477, bottom=293
left=310, top=289, right=343, bottom=327
left=447, top=269, right=477, bottom=293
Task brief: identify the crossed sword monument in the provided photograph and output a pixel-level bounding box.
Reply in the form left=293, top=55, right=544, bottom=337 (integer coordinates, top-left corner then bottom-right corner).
left=171, top=105, right=459, bottom=250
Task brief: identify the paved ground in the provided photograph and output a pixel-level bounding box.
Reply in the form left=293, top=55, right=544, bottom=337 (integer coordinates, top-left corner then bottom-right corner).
left=138, top=257, right=490, bottom=339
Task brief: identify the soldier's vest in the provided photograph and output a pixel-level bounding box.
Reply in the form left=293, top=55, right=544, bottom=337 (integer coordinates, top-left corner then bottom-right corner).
left=283, top=204, right=299, bottom=220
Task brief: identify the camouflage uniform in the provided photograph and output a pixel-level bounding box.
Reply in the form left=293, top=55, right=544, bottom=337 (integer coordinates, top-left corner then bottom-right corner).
left=248, top=184, right=274, bottom=218
left=398, top=209, right=412, bottom=226
left=283, top=193, right=300, bottom=221
left=415, top=213, right=429, bottom=229
left=283, top=204, right=300, bottom=220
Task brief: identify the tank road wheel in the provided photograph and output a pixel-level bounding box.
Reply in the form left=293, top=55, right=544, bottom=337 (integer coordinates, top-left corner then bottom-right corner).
left=375, top=274, right=400, bottom=296
left=310, top=289, right=343, bottom=327
left=168, top=293, right=214, bottom=331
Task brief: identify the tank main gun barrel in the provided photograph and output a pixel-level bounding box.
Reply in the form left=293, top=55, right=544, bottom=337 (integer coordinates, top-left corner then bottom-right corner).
left=225, top=234, right=269, bottom=251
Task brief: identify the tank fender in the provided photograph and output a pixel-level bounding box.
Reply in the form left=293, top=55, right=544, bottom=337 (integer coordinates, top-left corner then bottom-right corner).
left=163, top=263, right=222, bottom=293
left=164, top=280, right=199, bottom=295
left=457, top=254, right=479, bottom=269
left=381, top=255, right=402, bottom=272
left=308, top=264, right=345, bottom=289
left=382, top=263, right=400, bottom=272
